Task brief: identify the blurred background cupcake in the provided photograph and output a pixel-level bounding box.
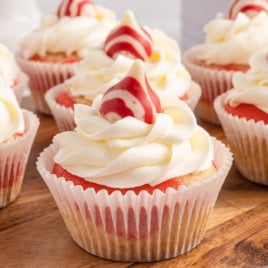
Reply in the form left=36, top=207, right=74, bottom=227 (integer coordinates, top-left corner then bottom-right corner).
left=183, top=0, right=268, bottom=124
left=37, top=60, right=232, bottom=262
left=16, top=0, right=117, bottom=115
left=0, top=79, right=39, bottom=208
left=0, top=43, right=28, bottom=103
left=45, top=10, right=201, bottom=131
left=214, top=51, right=268, bottom=186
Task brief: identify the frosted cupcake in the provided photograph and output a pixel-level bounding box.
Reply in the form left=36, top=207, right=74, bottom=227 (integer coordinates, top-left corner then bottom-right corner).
left=0, top=43, right=28, bottom=103
left=37, top=60, right=232, bottom=262
left=214, top=51, right=268, bottom=186
left=183, top=0, right=268, bottom=124
left=0, top=80, right=39, bottom=208
left=45, top=10, right=201, bottom=131
left=16, top=0, right=117, bottom=114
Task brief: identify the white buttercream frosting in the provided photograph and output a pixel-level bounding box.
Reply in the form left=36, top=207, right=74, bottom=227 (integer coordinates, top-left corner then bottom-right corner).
left=0, top=80, right=24, bottom=143
left=53, top=98, right=214, bottom=188
left=196, top=11, right=268, bottom=65
left=64, top=28, right=191, bottom=102
left=225, top=52, right=268, bottom=113
left=0, top=44, right=19, bottom=86
left=20, top=5, right=117, bottom=59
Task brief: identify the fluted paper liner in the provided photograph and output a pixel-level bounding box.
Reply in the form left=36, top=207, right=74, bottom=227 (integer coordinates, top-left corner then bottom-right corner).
left=16, top=52, right=76, bottom=115
left=37, top=139, right=232, bottom=262
left=214, top=92, right=268, bottom=186
left=185, top=81, right=201, bottom=111
left=0, top=110, right=40, bottom=208
left=183, top=47, right=238, bottom=125
left=13, top=72, right=29, bottom=103
left=45, top=84, right=75, bottom=132
left=46, top=80, right=202, bottom=132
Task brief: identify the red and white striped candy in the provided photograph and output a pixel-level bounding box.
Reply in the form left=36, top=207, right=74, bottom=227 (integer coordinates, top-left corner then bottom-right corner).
left=100, top=60, right=161, bottom=124
left=228, top=0, right=268, bottom=19
left=103, top=10, right=153, bottom=61
left=57, top=0, right=95, bottom=18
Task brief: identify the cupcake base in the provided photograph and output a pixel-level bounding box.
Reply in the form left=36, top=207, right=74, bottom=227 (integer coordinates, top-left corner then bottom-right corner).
left=16, top=52, right=75, bottom=115
left=37, top=139, right=232, bottom=262
left=185, top=81, right=201, bottom=111
left=0, top=110, right=40, bottom=207
left=183, top=47, right=239, bottom=125
left=214, top=92, right=268, bottom=186
left=45, top=84, right=75, bottom=131
left=13, top=72, right=29, bottom=104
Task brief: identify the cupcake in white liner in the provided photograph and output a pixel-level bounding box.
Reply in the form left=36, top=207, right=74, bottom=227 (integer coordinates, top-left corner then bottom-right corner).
left=0, top=82, right=40, bottom=208
left=183, top=0, right=268, bottom=124
left=45, top=10, right=201, bottom=130
left=37, top=60, right=232, bottom=261
left=183, top=48, right=236, bottom=124
left=0, top=43, right=29, bottom=103
left=45, top=84, right=75, bottom=131
left=12, top=72, right=29, bottom=104
left=37, top=138, right=232, bottom=262
left=45, top=72, right=201, bottom=133
left=215, top=50, right=268, bottom=186
left=16, top=0, right=117, bottom=115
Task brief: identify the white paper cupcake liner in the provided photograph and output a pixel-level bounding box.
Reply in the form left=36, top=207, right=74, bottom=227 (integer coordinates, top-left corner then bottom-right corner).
left=16, top=52, right=76, bottom=115
left=12, top=72, right=29, bottom=103
left=183, top=47, right=237, bottom=125
left=45, top=84, right=75, bottom=132
left=214, top=92, right=268, bottom=186
left=0, top=110, right=40, bottom=208
left=37, top=138, right=232, bottom=262
left=185, top=81, right=201, bottom=111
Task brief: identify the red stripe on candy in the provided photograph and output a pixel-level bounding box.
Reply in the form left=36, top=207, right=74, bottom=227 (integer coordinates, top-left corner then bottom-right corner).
left=76, top=0, right=93, bottom=16
left=240, top=4, right=268, bottom=14
left=105, top=42, right=145, bottom=60
left=104, top=26, right=152, bottom=59
left=64, top=0, right=73, bottom=16
left=100, top=98, right=135, bottom=119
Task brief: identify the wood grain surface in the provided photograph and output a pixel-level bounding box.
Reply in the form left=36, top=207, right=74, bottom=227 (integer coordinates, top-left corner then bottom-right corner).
left=0, top=96, right=267, bottom=268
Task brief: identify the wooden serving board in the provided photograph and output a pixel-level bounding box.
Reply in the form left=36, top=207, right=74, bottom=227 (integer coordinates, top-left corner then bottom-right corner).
left=0, top=96, right=267, bottom=268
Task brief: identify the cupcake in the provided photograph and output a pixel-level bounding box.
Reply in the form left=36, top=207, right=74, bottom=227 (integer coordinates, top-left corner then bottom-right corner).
left=214, top=51, right=268, bottom=186
left=0, top=43, right=28, bottom=103
left=45, top=10, right=201, bottom=131
left=16, top=0, right=117, bottom=114
left=37, top=60, right=232, bottom=262
left=183, top=0, right=268, bottom=124
left=0, top=79, right=39, bottom=208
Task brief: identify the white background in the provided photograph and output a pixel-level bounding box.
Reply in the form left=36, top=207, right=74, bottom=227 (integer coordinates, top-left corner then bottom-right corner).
left=37, top=0, right=229, bottom=52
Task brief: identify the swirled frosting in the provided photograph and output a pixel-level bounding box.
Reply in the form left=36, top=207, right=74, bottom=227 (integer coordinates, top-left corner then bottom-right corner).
left=64, top=12, right=191, bottom=102
left=196, top=11, right=268, bottom=65
left=0, top=43, right=19, bottom=87
left=0, top=80, right=24, bottom=143
left=225, top=51, right=268, bottom=113
left=20, top=2, right=117, bottom=59
left=53, top=100, right=213, bottom=188
left=53, top=61, right=213, bottom=188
